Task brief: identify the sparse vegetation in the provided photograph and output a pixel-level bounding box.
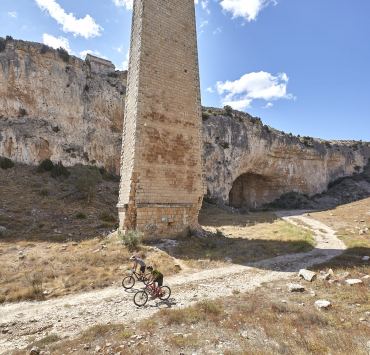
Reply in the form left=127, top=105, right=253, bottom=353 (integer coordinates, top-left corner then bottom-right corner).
left=74, top=165, right=102, bottom=203
left=51, top=161, right=70, bottom=178
left=223, top=105, right=233, bottom=117
left=119, top=230, right=142, bottom=252
left=40, top=44, right=52, bottom=54
left=75, top=212, right=87, bottom=219
left=202, top=111, right=211, bottom=120
left=37, top=158, right=54, bottom=172
left=0, top=38, right=6, bottom=52
left=57, top=47, right=70, bottom=63
left=18, top=107, right=27, bottom=117
left=0, top=156, right=14, bottom=169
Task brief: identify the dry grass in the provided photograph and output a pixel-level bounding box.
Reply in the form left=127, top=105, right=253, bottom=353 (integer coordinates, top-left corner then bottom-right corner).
left=46, top=270, right=370, bottom=355
left=311, top=197, right=370, bottom=270
left=170, top=203, right=315, bottom=268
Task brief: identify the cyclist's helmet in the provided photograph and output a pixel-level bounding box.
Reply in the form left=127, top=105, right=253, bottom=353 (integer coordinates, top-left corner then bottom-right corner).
left=129, top=255, right=137, bottom=261
left=147, top=266, right=153, bottom=271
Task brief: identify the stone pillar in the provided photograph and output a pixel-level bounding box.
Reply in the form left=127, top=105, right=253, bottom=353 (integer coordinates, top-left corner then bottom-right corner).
left=117, top=0, right=204, bottom=238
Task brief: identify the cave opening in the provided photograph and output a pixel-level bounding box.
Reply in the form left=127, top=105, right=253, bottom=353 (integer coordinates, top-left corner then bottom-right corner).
left=228, top=172, right=281, bottom=209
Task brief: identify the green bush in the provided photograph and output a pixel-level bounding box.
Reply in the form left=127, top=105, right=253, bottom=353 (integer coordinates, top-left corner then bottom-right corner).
left=0, top=38, right=5, bottom=52
left=119, top=230, right=142, bottom=252
left=74, top=165, right=102, bottom=203
left=37, top=159, right=54, bottom=172
left=40, top=44, right=51, bottom=54
left=223, top=105, right=233, bottom=117
left=75, top=212, right=87, bottom=219
left=202, top=111, right=210, bottom=121
left=0, top=157, right=14, bottom=170
left=39, top=189, right=49, bottom=196
left=99, top=212, right=117, bottom=223
left=51, top=162, right=70, bottom=178
left=57, top=47, right=70, bottom=63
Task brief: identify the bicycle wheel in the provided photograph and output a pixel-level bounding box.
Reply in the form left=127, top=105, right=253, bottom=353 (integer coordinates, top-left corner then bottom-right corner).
left=122, top=275, right=135, bottom=289
left=159, top=286, right=171, bottom=300
left=134, top=291, right=148, bottom=307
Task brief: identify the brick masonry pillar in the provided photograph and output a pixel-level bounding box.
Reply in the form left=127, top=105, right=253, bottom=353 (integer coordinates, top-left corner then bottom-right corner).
left=117, top=0, right=204, bottom=238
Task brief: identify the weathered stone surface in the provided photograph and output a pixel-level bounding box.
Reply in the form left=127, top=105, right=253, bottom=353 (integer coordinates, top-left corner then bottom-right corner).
left=299, top=269, right=317, bottom=282
left=117, top=0, right=204, bottom=237
left=345, top=279, right=363, bottom=285
left=0, top=38, right=127, bottom=174
left=1, top=38, right=370, bottom=210
left=315, top=300, right=332, bottom=309
left=288, top=283, right=305, bottom=292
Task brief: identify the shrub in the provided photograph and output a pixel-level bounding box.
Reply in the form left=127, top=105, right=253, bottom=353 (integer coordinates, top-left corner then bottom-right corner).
left=37, top=159, right=54, bottom=172
left=74, top=165, right=102, bottom=203
left=40, top=44, right=51, bottom=54
left=0, top=38, right=6, bottom=52
left=99, top=167, right=120, bottom=182
left=119, top=230, right=142, bottom=252
left=51, top=161, right=70, bottom=178
left=76, top=212, right=87, bottom=219
left=99, top=211, right=117, bottom=223
left=223, top=105, right=233, bottom=117
left=39, top=189, right=49, bottom=197
left=0, top=157, right=14, bottom=169
left=18, top=108, right=27, bottom=117
left=202, top=111, right=210, bottom=121
left=57, top=47, right=70, bottom=63
left=5, top=35, right=13, bottom=41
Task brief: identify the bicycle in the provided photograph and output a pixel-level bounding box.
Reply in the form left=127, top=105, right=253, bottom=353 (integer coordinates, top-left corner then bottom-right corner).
left=133, top=282, right=171, bottom=307
left=122, top=269, right=151, bottom=289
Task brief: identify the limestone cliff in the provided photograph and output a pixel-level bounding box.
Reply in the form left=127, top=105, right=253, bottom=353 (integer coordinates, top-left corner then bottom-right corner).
left=202, top=108, right=370, bottom=207
left=0, top=37, right=126, bottom=173
left=1, top=38, right=370, bottom=208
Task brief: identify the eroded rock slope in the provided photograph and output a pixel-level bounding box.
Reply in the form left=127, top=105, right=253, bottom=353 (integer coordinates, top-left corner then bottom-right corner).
left=1, top=37, right=369, bottom=207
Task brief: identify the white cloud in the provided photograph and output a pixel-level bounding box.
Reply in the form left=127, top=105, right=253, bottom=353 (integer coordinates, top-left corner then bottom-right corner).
left=113, top=0, right=133, bottom=10
left=206, top=86, right=215, bottom=93
left=35, top=0, right=102, bottom=39
left=42, top=33, right=71, bottom=53
left=219, top=0, right=277, bottom=22
left=264, top=102, right=274, bottom=109
left=8, top=11, right=17, bottom=18
left=216, top=71, right=293, bottom=110
left=121, top=49, right=130, bottom=70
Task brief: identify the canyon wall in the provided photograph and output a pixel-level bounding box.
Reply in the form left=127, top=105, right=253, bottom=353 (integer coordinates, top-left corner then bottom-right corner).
left=202, top=109, right=370, bottom=207
left=1, top=38, right=370, bottom=208
left=0, top=38, right=126, bottom=174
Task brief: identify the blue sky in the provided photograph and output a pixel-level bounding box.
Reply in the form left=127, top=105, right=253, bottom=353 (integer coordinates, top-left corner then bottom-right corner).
left=1, top=0, right=369, bottom=140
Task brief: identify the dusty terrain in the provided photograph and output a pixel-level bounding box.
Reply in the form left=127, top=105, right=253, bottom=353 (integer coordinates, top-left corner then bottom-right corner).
left=0, top=163, right=314, bottom=304
left=1, top=211, right=348, bottom=354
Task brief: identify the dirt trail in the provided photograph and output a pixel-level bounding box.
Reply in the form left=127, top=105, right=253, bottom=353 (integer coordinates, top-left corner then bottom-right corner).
left=0, top=211, right=346, bottom=353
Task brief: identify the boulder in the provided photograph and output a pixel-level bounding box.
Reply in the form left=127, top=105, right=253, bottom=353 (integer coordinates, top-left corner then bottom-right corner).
left=30, top=347, right=40, bottom=355
left=315, top=300, right=332, bottom=310
left=299, top=269, right=317, bottom=282
left=345, top=279, right=363, bottom=285
left=288, top=283, right=305, bottom=292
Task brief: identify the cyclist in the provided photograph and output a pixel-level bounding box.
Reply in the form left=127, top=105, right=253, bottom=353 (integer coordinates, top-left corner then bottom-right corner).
left=147, top=266, right=163, bottom=296
left=130, top=255, right=146, bottom=277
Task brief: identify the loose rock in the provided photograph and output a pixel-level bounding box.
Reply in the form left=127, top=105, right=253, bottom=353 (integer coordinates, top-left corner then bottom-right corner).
left=345, top=279, right=363, bottom=285
left=315, top=300, right=332, bottom=310
left=299, top=269, right=317, bottom=282
left=288, top=283, right=305, bottom=292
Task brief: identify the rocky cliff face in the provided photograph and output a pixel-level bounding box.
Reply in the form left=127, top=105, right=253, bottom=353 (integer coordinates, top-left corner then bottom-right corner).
left=1, top=38, right=370, bottom=208
left=202, top=108, right=370, bottom=207
left=0, top=38, right=126, bottom=173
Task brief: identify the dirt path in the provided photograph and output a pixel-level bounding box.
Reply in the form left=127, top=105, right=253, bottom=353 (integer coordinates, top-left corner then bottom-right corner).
left=0, top=211, right=346, bottom=353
